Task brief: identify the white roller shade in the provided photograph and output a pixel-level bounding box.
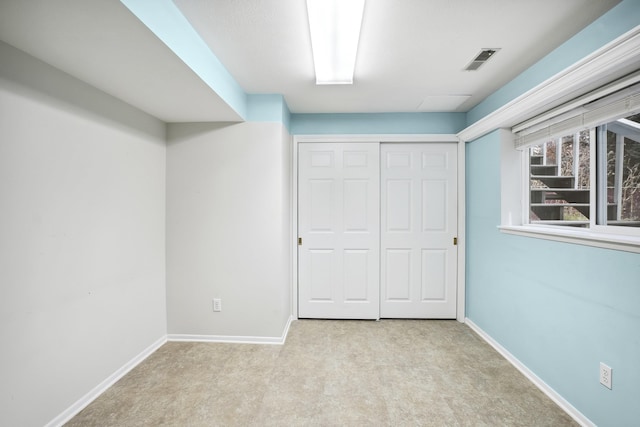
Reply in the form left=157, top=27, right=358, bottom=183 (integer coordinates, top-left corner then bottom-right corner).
left=513, top=80, right=640, bottom=150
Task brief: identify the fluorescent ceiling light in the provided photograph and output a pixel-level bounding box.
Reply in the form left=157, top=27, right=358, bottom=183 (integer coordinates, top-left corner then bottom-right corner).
left=306, top=0, right=365, bottom=85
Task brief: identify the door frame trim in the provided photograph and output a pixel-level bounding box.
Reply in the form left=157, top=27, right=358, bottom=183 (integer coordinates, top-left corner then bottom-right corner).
left=291, top=134, right=465, bottom=322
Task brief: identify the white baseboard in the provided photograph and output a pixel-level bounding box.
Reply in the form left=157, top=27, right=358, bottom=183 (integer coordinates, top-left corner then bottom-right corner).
left=45, top=335, right=167, bottom=427
left=464, top=318, right=595, bottom=427
left=168, top=315, right=295, bottom=345
left=46, top=317, right=296, bottom=426
left=280, top=315, right=294, bottom=344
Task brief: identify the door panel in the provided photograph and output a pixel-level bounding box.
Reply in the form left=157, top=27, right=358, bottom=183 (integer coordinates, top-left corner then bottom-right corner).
left=298, top=142, right=380, bottom=319
left=422, top=180, right=447, bottom=230
left=310, top=180, right=334, bottom=230
left=310, top=249, right=333, bottom=300
left=386, top=180, right=412, bottom=231
left=343, top=249, right=369, bottom=301
left=343, top=180, right=369, bottom=231
left=421, top=249, right=447, bottom=300
left=385, top=249, right=411, bottom=300
left=380, top=143, right=457, bottom=318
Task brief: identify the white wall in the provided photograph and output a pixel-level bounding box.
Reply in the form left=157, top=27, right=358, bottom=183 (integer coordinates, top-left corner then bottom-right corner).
left=0, top=42, right=167, bottom=426
left=166, top=122, right=291, bottom=338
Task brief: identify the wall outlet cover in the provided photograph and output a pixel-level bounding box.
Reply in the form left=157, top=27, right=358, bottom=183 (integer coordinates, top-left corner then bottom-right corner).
left=600, top=362, right=612, bottom=389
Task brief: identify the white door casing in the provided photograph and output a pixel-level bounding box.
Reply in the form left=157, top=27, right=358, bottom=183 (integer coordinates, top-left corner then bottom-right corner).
left=298, top=142, right=380, bottom=319
left=380, top=143, right=458, bottom=318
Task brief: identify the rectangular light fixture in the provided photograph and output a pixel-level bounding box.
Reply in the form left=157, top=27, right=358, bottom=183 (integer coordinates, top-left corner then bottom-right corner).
left=306, top=0, right=365, bottom=85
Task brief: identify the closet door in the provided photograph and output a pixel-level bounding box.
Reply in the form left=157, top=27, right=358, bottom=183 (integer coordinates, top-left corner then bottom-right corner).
left=380, top=143, right=457, bottom=318
left=298, top=143, right=380, bottom=319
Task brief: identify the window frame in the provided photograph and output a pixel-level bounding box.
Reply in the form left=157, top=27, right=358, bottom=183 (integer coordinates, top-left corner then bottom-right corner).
left=592, top=119, right=640, bottom=237
left=500, top=124, right=640, bottom=254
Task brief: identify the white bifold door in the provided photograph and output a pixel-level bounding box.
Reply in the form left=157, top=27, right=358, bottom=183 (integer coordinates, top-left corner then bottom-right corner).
left=380, top=143, right=457, bottom=318
left=298, top=142, right=457, bottom=319
left=298, top=143, right=380, bottom=319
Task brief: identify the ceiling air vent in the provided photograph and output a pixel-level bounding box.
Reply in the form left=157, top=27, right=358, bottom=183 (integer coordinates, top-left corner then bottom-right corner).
left=464, top=48, right=500, bottom=71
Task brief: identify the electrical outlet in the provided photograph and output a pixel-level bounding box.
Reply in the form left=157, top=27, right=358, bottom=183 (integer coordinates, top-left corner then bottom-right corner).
left=599, top=362, right=612, bottom=389
left=213, top=298, right=222, bottom=312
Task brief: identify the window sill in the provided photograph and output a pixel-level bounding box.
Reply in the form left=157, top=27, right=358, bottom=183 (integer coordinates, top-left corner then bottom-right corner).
left=499, top=225, right=640, bottom=254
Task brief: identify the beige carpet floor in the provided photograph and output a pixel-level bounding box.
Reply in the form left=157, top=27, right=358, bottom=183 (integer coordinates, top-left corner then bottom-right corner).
left=66, top=320, right=577, bottom=426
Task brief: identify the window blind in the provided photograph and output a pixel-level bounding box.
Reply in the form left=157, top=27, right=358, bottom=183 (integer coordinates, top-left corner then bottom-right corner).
left=513, top=79, right=640, bottom=150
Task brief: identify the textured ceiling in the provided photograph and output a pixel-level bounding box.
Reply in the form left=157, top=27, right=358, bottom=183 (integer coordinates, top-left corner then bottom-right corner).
left=0, top=0, right=622, bottom=121
left=174, top=0, right=620, bottom=113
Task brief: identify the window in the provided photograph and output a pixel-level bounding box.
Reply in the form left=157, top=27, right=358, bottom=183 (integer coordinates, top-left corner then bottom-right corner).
left=503, top=80, right=640, bottom=252
left=599, top=114, right=640, bottom=227
left=528, top=130, right=591, bottom=227
left=526, top=114, right=640, bottom=229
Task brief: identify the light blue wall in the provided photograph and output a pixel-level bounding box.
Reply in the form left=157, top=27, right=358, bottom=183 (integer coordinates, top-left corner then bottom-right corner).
left=291, top=112, right=465, bottom=135
left=246, top=94, right=291, bottom=131
left=466, top=2, right=640, bottom=425
left=465, top=131, right=640, bottom=426
left=467, top=0, right=640, bottom=126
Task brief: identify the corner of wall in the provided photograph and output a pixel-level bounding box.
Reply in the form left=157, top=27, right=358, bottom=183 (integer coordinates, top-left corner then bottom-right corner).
left=165, top=121, right=293, bottom=339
